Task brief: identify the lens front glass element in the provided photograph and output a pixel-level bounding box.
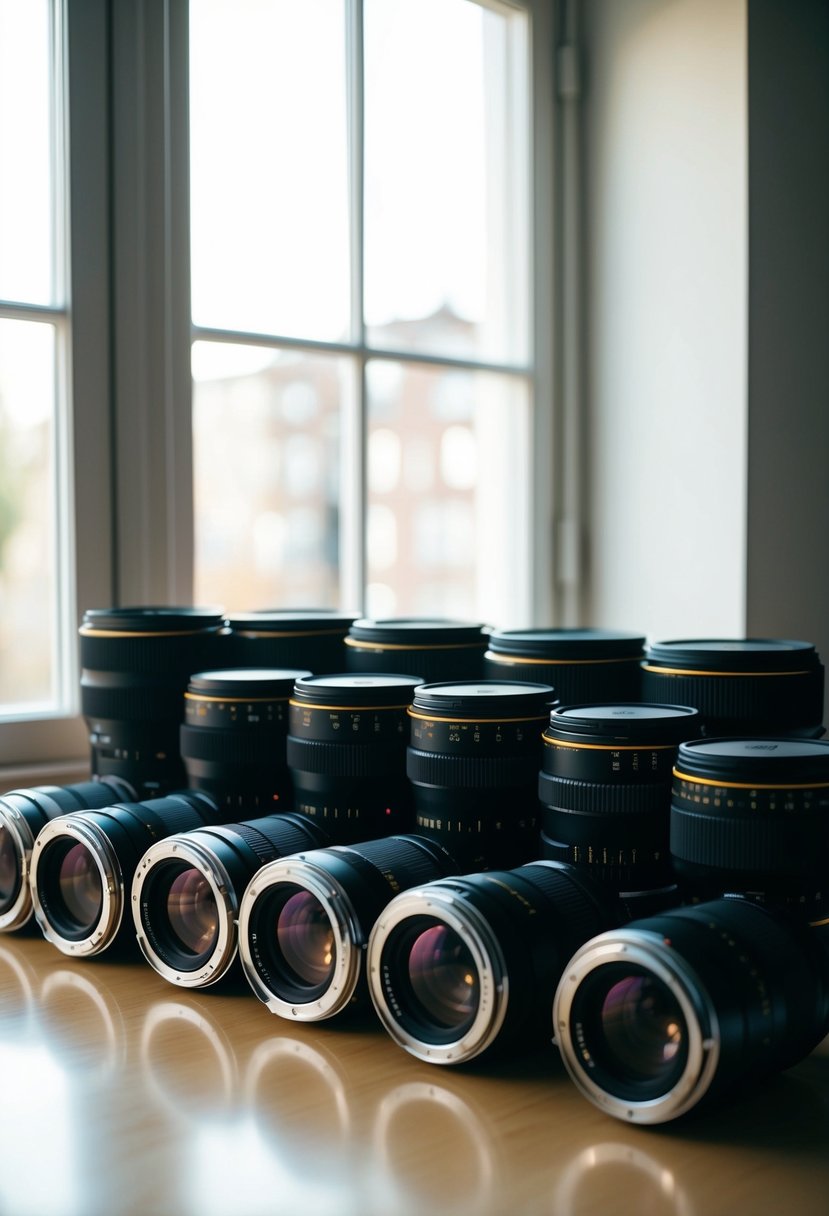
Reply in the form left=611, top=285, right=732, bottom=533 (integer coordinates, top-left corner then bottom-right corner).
left=166, top=867, right=220, bottom=957
left=408, top=923, right=480, bottom=1032
left=574, top=964, right=688, bottom=1100
left=57, top=843, right=103, bottom=933
left=275, top=888, right=337, bottom=991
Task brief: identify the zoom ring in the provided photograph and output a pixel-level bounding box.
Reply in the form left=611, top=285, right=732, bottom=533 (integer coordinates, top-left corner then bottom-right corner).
left=406, top=749, right=538, bottom=789
left=180, top=725, right=289, bottom=764
left=515, top=863, right=615, bottom=948
left=670, top=810, right=826, bottom=874
left=80, top=634, right=220, bottom=674
left=286, top=736, right=405, bottom=777
left=345, top=836, right=452, bottom=885
left=642, top=670, right=822, bottom=726
left=231, top=820, right=307, bottom=864
left=81, top=683, right=183, bottom=723
left=538, top=772, right=671, bottom=814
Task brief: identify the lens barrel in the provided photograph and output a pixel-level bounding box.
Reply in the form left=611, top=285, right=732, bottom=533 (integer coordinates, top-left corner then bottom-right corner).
left=641, top=638, right=825, bottom=737
left=345, top=618, right=489, bottom=682
left=80, top=607, right=226, bottom=797
left=406, top=681, right=555, bottom=871
left=239, top=834, right=457, bottom=1020
left=553, top=897, right=829, bottom=1123
left=223, top=611, right=355, bottom=672
left=30, top=791, right=219, bottom=957
left=133, top=811, right=329, bottom=988
left=368, top=861, right=621, bottom=1064
left=287, top=673, right=422, bottom=841
left=0, top=777, right=135, bottom=933
left=538, top=703, right=702, bottom=893
left=670, top=737, right=829, bottom=916
left=483, top=629, right=646, bottom=703
left=180, top=667, right=311, bottom=813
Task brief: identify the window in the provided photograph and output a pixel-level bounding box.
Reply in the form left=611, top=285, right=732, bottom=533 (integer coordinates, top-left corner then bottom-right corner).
left=0, top=0, right=553, bottom=775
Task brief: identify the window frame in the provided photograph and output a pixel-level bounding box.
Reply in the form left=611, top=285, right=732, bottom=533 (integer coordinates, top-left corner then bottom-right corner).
left=0, top=0, right=561, bottom=780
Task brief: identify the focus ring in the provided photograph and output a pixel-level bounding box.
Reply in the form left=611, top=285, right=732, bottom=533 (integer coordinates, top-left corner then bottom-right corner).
left=286, top=736, right=405, bottom=777
left=343, top=836, right=453, bottom=885
left=538, top=771, right=670, bottom=814
left=641, top=668, right=822, bottom=726
left=406, top=749, right=537, bottom=789
left=670, top=806, right=826, bottom=874
left=180, top=725, right=288, bottom=764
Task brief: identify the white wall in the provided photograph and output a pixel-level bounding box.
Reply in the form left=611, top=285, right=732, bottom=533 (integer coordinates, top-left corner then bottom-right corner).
left=582, top=0, right=747, bottom=641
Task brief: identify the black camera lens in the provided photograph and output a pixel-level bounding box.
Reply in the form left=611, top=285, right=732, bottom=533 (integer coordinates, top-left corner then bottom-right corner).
left=287, top=673, right=422, bottom=841
left=133, top=810, right=328, bottom=987
left=0, top=777, right=135, bottom=933
left=538, top=703, right=702, bottom=892
left=224, top=611, right=355, bottom=672
left=368, top=860, right=621, bottom=1064
left=554, top=897, right=829, bottom=1123
left=30, top=790, right=219, bottom=956
left=483, top=629, right=646, bottom=702
left=180, top=668, right=312, bottom=813
left=345, top=618, right=489, bottom=682
left=80, top=606, right=226, bottom=797
left=670, top=737, right=829, bottom=916
left=641, top=638, right=825, bottom=737
left=239, top=834, right=457, bottom=1021
left=406, top=681, right=555, bottom=871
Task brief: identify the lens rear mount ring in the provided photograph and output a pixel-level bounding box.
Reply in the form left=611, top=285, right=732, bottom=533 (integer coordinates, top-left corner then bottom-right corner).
left=553, top=930, right=720, bottom=1124
left=238, top=857, right=364, bottom=1021
left=367, top=884, right=510, bottom=1065
left=30, top=817, right=123, bottom=957
left=132, top=837, right=237, bottom=988
left=0, top=808, right=37, bottom=931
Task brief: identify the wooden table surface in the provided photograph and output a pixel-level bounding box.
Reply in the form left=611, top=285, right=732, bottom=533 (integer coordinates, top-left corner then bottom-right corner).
left=1, top=932, right=827, bottom=1216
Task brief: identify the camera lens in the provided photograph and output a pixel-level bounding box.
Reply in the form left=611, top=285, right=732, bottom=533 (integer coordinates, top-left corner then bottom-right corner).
left=287, top=673, right=422, bottom=842
left=670, top=737, right=829, bottom=916
left=30, top=790, right=218, bottom=956
left=345, top=618, right=489, bottom=682
left=133, top=811, right=328, bottom=987
left=483, top=629, right=646, bottom=702
left=368, top=861, right=620, bottom=1064
left=641, top=638, right=825, bottom=737
left=180, top=667, right=311, bottom=813
left=538, top=703, right=701, bottom=892
left=239, top=834, right=457, bottom=1021
left=224, top=611, right=355, bottom=672
left=0, top=777, right=135, bottom=933
left=553, top=897, right=829, bottom=1123
left=80, top=606, right=226, bottom=797
left=406, top=681, right=555, bottom=871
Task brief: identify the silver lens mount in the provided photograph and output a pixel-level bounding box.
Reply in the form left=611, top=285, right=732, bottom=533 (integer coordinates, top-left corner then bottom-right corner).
left=0, top=808, right=37, bottom=932
left=552, top=928, right=720, bottom=1124
left=30, top=816, right=124, bottom=957
left=132, top=836, right=238, bottom=988
left=238, top=856, right=364, bottom=1021
left=367, top=883, right=509, bottom=1065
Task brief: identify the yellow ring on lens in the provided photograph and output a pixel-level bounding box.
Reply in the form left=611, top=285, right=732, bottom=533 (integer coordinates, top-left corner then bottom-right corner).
left=408, top=709, right=548, bottom=725
left=184, top=692, right=290, bottom=704
left=543, top=735, right=677, bottom=752
left=673, top=768, right=829, bottom=791
left=643, top=663, right=811, bottom=678
left=289, top=698, right=412, bottom=712
left=234, top=627, right=348, bottom=639
left=344, top=637, right=485, bottom=651
left=79, top=626, right=219, bottom=638
left=486, top=651, right=640, bottom=666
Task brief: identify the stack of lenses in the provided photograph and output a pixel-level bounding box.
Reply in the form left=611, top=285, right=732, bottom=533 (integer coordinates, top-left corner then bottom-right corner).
left=133, top=811, right=329, bottom=988
left=483, top=628, right=646, bottom=702
left=553, top=896, right=829, bottom=1123
left=29, top=791, right=220, bottom=957
left=641, top=638, right=825, bottom=737
left=223, top=610, right=355, bottom=672
left=669, top=737, right=829, bottom=918
left=368, top=861, right=621, bottom=1064
left=180, top=668, right=311, bottom=813
left=0, top=777, right=134, bottom=933
left=80, top=607, right=226, bottom=797
left=287, top=674, right=422, bottom=842
left=238, top=834, right=457, bottom=1021
left=538, top=704, right=701, bottom=897
left=344, top=618, right=489, bottom=682
left=406, top=681, right=554, bottom=871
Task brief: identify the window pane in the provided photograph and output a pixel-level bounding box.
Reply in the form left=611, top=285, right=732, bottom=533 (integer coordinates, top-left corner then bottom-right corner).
left=0, top=320, right=59, bottom=714
left=0, top=0, right=54, bottom=305
left=189, top=0, right=350, bottom=342
left=192, top=341, right=347, bottom=611
left=366, top=360, right=531, bottom=625
left=364, top=0, right=529, bottom=362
